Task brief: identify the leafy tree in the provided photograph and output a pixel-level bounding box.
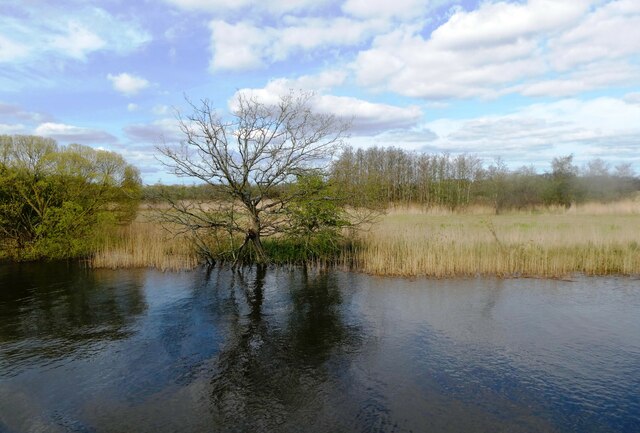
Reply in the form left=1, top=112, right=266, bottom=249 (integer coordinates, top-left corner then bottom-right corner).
left=278, top=173, right=350, bottom=261
left=545, top=154, right=581, bottom=208
left=158, top=91, right=349, bottom=265
left=484, top=157, right=509, bottom=214
left=0, top=135, right=141, bottom=260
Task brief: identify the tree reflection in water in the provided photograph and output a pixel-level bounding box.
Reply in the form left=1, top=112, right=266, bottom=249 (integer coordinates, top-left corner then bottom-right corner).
left=208, top=265, right=362, bottom=432
left=0, top=262, right=147, bottom=374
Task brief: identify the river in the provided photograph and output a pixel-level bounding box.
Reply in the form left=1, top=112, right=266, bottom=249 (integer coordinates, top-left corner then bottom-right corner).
left=1, top=263, right=639, bottom=432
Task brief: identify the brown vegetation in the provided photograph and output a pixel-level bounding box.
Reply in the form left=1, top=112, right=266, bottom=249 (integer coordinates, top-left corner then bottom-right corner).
left=355, top=202, right=640, bottom=278
left=91, top=218, right=199, bottom=271
left=91, top=200, right=640, bottom=278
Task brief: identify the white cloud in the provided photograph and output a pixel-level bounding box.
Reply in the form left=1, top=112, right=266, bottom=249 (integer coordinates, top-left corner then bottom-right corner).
left=127, top=103, right=139, bottom=112
left=548, top=0, right=640, bottom=71
left=353, top=0, right=640, bottom=99
left=315, top=95, right=422, bottom=135
left=233, top=73, right=422, bottom=135
left=429, top=0, right=588, bottom=50
left=228, top=71, right=347, bottom=109
left=209, top=21, right=267, bottom=70
left=209, top=17, right=387, bottom=71
left=239, top=70, right=347, bottom=98
left=49, top=22, right=106, bottom=60
left=511, top=61, right=640, bottom=97
left=107, top=73, right=151, bottom=97
left=34, top=122, right=116, bottom=144
left=0, top=123, right=26, bottom=134
left=0, top=6, right=150, bottom=66
left=353, top=24, right=548, bottom=98
left=340, top=96, right=640, bottom=171
left=419, top=97, right=640, bottom=167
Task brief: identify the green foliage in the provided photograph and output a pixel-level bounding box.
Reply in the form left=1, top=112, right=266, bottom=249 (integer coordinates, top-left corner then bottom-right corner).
left=543, top=154, right=581, bottom=208
left=262, top=233, right=346, bottom=265
left=286, top=174, right=348, bottom=235
left=331, top=147, right=639, bottom=211
left=253, top=174, right=350, bottom=264
left=0, top=135, right=141, bottom=261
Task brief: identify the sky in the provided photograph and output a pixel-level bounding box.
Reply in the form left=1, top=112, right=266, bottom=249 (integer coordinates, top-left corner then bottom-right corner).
left=1, top=0, right=639, bottom=184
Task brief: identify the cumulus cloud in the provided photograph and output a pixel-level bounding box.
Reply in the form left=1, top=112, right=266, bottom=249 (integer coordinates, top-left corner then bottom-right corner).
left=548, top=0, right=640, bottom=71
left=353, top=0, right=640, bottom=99
left=107, top=73, right=150, bottom=96
left=209, top=17, right=387, bottom=71
left=233, top=73, right=422, bottom=135
left=209, top=21, right=266, bottom=70
left=314, top=95, right=422, bottom=135
left=231, top=70, right=346, bottom=102
left=34, top=122, right=117, bottom=144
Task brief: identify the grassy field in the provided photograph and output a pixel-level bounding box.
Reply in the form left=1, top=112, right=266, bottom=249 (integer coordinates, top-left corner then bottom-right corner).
left=91, top=200, right=640, bottom=278
left=356, top=202, right=640, bottom=277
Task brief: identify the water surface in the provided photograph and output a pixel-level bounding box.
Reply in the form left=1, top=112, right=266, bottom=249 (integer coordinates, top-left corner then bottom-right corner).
left=1, top=263, right=639, bottom=432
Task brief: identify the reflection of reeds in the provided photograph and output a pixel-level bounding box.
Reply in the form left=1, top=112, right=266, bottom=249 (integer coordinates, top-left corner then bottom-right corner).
left=91, top=201, right=640, bottom=277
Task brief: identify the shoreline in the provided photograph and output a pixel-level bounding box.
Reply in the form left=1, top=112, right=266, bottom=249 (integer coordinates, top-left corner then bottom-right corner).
left=5, top=201, right=640, bottom=279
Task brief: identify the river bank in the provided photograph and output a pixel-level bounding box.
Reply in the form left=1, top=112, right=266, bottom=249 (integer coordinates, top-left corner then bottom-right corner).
left=89, top=200, right=640, bottom=278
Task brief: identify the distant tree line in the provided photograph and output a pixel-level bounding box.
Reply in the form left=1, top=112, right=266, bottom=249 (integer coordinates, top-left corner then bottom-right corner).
left=145, top=146, right=640, bottom=214
left=329, top=146, right=640, bottom=212
left=0, top=135, right=141, bottom=260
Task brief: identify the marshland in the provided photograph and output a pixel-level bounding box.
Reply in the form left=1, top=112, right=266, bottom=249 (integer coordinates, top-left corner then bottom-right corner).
left=91, top=200, right=640, bottom=278
left=2, top=111, right=640, bottom=433
left=2, top=133, right=640, bottom=278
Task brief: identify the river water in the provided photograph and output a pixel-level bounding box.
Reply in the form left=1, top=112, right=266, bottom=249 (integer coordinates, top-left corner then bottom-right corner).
left=0, top=263, right=639, bottom=433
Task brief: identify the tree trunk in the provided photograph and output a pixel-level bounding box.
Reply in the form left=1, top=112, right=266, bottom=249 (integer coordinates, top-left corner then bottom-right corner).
left=248, top=228, right=268, bottom=264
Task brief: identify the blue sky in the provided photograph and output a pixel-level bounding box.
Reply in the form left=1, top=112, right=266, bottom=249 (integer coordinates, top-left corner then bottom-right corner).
left=1, top=0, right=639, bottom=183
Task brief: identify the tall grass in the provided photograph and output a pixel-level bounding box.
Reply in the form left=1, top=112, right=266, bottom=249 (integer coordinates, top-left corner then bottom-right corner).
left=91, top=200, right=640, bottom=277
left=91, top=220, right=199, bottom=271
left=353, top=203, right=640, bottom=277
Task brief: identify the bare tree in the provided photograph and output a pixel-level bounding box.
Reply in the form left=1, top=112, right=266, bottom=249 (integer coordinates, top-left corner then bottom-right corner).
left=158, top=91, right=349, bottom=265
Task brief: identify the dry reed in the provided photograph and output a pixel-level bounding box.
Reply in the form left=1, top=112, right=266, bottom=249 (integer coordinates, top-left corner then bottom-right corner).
left=91, top=220, right=199, bottom=271
left=91, top=200, right=640, bottom=277
left=353, top=202, right=640, bottom=277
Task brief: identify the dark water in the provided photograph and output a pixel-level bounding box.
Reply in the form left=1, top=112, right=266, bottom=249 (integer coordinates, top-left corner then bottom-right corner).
left=0, top=263, right=639, bottom=433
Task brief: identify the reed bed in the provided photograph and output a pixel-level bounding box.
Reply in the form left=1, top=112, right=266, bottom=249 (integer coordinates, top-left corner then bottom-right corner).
left=91, top=200, right=640, bottom=277
left=91, top=220, right=199, bottom=271
left=353, top=210, right=640, bottom=277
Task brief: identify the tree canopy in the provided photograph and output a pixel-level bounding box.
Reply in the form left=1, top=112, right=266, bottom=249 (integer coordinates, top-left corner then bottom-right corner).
left=0, top=135, right=141, bottom=260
